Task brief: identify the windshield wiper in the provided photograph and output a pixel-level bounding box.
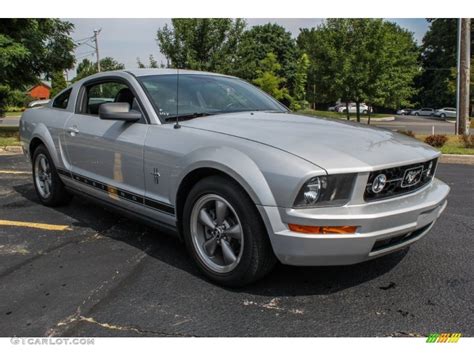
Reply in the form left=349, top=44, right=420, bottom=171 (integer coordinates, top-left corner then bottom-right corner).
left=164, top=112, right=215, bottom=122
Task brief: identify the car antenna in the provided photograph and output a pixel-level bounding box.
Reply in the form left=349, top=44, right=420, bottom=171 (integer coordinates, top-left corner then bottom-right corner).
left=174, top=68, right=181, bottom=129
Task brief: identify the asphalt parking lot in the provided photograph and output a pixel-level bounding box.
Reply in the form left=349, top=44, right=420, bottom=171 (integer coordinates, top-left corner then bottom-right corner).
left=373, top=115, right=456, bottom=135
left=0, top=153, right=472, bottom=337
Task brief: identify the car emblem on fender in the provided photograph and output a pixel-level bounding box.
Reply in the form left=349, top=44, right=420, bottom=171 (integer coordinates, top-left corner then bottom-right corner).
left=401, top=166, right=423, bottom=187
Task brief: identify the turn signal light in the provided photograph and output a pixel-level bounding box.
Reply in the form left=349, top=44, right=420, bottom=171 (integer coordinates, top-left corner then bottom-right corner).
left=288, top=224, right=357, bottom=234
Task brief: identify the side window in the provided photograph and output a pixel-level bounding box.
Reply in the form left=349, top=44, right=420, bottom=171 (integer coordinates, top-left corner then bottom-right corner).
left=79, top=80, right=145, bottom=123
left=52, top=88, right=72, bottom=109
left=85, top=82, right=129, bottom=115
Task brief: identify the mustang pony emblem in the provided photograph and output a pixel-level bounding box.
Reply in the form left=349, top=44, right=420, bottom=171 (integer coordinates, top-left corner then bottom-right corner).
left=402, top=166, right=423, bottom=187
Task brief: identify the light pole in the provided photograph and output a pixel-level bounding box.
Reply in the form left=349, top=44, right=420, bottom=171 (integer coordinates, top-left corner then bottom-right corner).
left=93, top=29, right=102, bottom=73
left=456, top=18, right=471, bottom=135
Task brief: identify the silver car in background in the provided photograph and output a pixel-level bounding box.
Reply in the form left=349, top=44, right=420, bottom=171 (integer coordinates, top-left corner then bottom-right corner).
left=433, top=107, right=456, bottom=118
left=396, top=108, right=411, bottom=115
left=411, top=108, right=435, bottom=116
left=19, top=69, right=450, bottom=286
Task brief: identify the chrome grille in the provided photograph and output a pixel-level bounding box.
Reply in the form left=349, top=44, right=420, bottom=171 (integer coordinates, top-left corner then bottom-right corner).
left=364, top=158, right=437, bottom=201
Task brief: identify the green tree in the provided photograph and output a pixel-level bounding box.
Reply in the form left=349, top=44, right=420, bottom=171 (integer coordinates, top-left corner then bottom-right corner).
left=156, top=18, right=246, bottom=72
left=415, top=19, right=458, bottom=108
left=4, top=89, right=29, bottom=108
left=137, top=55, right=162, bottom=68
left=148, top=55, right=159, bottom=68
left=429, top=19, right=473, bottom=113
left=234, top=23, right=298, bottom=87
left=50, top=71, right=67, bottom=97
left=298, top=19, right=419, bottom=121
left=0, top=19, right=75, bottom=116
left=253, top=52, right=290, bottom=102
left=290, top=53, right=310, bottom=111
left=75, top=58, right=96, bottom=79
left=72, top=57, right=125, bottom=82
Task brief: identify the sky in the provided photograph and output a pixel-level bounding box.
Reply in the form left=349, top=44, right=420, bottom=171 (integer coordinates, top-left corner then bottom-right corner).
left=65, top=18, right=430, bottom=78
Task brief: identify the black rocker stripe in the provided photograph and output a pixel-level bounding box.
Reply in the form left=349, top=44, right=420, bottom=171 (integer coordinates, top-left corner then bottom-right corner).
left=56, top=168, right=72, bottom=178
left=56, top=168, right=175, bottom=215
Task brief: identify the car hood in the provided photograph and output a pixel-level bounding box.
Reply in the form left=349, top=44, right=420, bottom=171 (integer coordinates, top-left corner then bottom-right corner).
left=182, top=112, right=440, bottom=173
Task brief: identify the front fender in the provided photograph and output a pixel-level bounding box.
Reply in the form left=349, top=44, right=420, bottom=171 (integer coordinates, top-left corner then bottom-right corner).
left=172, top=146, right=277, bottom=207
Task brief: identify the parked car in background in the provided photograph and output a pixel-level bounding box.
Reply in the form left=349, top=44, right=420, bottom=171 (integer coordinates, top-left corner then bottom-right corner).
left=411, top=108, right=435, bottom=117
left=328, top=103, right=344, bottom=112
left=337, top=103, right=372, bottom=114
left=20, top=69, right=450, bottom=286
left=396, top=108, right=411, bottom=115
left=433, top=107, right=456, bottom=118
left=27, top=99, right=51, bottom=108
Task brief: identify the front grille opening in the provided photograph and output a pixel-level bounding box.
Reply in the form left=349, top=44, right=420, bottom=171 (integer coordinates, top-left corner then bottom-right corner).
left=364, top=158, right=437, bottom=202
left=371, top=223, right=433, bottom=253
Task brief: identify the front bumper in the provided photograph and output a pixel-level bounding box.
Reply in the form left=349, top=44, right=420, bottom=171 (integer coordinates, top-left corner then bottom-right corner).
left=258, top=178, right=450, bottom=266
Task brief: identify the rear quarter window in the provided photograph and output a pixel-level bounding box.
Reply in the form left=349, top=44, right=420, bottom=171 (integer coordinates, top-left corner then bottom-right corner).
left=52, top=88, right=72, bottom=109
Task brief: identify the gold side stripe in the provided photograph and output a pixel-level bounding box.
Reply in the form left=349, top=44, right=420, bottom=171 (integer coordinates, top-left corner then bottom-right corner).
left=0, top=219, right=71, bottom=231
left=0, top=170, right=30, bottom=175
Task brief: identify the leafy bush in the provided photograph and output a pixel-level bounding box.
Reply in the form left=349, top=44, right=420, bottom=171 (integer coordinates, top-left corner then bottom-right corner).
left=397, top=129, right=416, bottom=138
left=424, top=134, right=448, bottom=147
left=460, top=134, right=474, bottom=148
left=4, top=106, right=25, bottom=112
left=6, top=90, right=30, bottom=107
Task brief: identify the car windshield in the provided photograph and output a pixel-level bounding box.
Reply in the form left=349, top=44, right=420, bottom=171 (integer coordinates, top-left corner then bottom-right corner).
left=138, top=74, right=287, bottom=121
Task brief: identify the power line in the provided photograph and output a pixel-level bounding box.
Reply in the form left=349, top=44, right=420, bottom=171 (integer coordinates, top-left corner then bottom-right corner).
left=74, top=36, right=94, bottom=43
left=75, top=51, right=95, bottom=60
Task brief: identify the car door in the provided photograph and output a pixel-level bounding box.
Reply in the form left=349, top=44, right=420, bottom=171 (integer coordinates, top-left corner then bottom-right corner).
left=63, top=77, right=149, bottom=204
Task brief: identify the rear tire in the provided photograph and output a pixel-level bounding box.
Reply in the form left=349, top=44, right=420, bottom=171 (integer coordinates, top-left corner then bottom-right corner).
left=32, top=144, right=72, bottom=207
left=182, top=176, right=276, bottom=287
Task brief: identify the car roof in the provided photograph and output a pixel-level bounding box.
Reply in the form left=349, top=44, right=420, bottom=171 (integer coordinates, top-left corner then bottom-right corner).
left=71, top=69, right=236, bottom=88
left=126, top=68, right=230, bottom=78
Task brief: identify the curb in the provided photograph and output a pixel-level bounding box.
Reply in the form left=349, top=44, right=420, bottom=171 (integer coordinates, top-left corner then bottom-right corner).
left=0, top=146, right=23, bottom=154
left=440, top=154, right=474, bottom=165
left=342, top=116, right=396, bottom=122
left=365, top=116, right=396, bottom=122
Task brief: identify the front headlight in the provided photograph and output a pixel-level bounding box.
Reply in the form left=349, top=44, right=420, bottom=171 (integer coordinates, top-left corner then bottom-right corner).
left=293, top=174, right=356, bottom=208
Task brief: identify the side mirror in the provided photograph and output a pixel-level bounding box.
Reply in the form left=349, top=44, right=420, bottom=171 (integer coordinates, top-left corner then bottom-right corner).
left=99, top=102, right=141, bottom=122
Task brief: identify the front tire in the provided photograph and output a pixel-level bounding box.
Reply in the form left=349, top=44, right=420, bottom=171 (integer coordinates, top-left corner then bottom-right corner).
left=32, top=144, right=72, bottom=207
left=182, top=176, right=276, bottom=287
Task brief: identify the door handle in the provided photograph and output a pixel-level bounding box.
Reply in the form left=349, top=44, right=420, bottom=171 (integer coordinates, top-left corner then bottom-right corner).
left=67, top=126, right=79, bottom=136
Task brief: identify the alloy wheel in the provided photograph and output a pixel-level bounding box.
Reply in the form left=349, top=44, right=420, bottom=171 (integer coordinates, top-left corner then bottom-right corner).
left=190, top=194, right=244, bottom=273
left=34, top=153, right=53, bottom=199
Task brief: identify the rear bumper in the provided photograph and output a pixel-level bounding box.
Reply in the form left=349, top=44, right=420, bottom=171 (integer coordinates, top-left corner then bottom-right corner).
left=258, top=178, right=450, bottom=266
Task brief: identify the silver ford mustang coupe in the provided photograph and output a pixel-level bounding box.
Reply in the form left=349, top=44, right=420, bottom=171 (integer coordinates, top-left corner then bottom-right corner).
left=20, top=69, right=450, bottom=286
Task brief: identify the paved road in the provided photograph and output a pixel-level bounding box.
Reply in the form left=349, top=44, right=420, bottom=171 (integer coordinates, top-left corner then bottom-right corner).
left=372, top=115, right=456, bottom=135
left=0, top=116, right=20, bottom=127
left=0, top=154, right=472, bottom=337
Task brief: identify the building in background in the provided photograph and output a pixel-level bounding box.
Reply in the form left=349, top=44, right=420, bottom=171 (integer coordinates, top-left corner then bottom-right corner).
left=27, top=82, right=51, bottom=100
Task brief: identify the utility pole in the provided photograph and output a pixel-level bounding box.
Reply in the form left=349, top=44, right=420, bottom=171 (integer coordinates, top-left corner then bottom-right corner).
left=93, top=29, right=102, bottom=72
left=456, top=18, right=471, bottom=135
